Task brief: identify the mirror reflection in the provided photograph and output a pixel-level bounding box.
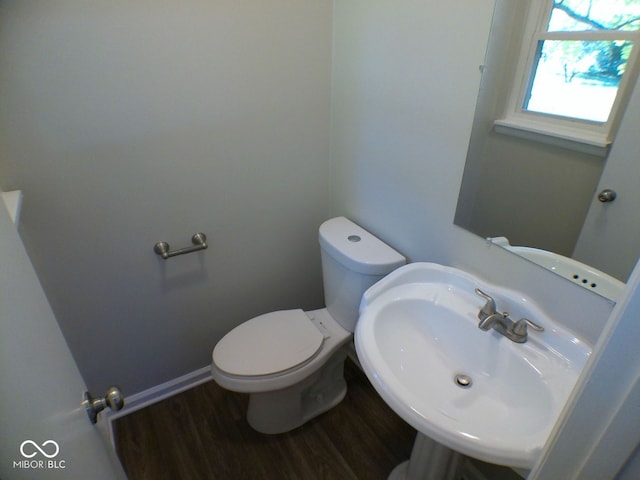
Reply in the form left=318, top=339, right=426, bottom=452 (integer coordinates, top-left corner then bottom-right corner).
left=455, top=0, right=640, bottom=301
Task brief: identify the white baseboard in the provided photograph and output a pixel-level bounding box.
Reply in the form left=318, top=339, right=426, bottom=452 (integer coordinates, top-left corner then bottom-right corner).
left=105, top=365, right=213, bottom=448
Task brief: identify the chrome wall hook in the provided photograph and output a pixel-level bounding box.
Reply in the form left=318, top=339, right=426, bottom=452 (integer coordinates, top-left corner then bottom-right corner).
left=154, top=233, right=208, bottom=259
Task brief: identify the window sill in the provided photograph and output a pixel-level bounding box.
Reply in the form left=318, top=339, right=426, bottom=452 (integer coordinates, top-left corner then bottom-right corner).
left=493, top=117, right=611, bottom=157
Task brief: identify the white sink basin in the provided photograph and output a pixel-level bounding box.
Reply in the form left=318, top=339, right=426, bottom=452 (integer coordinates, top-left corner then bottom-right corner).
left=355, top=263, right=591, bottom=469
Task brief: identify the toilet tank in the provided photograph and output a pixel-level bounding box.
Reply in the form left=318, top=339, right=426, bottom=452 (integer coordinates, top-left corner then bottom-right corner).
left=318, top=217, right=406, bottom=332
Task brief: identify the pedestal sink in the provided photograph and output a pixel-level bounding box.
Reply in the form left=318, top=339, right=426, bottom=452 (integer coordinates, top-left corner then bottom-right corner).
left=355, top=263, right=591, bottom=478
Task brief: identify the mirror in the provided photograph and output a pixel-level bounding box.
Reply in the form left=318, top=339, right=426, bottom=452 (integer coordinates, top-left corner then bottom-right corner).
left=455, top=0, right=638, bottom=301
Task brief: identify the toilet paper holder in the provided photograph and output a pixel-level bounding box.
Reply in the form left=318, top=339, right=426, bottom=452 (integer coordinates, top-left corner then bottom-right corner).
left=154, top=233, right=207, bottom=259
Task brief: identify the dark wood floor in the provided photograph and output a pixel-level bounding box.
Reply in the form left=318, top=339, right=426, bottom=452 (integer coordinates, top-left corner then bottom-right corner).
left=114, top=359, right=417, bottom=480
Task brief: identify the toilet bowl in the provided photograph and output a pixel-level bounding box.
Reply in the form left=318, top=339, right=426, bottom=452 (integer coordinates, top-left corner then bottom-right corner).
left=211, top=216, right=405, bottom=434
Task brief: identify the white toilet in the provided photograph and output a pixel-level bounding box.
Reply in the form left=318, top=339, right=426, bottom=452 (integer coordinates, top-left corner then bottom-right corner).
left=211, top=216, right=406, bottom=434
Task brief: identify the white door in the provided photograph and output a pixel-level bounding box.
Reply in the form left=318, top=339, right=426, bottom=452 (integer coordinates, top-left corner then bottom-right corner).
left=0, top=202, right=126, bottom=479
left=573, top=76, right=640, bottom=283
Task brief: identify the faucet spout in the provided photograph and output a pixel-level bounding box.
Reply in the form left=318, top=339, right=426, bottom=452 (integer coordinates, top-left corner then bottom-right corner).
left=478, top=312, right=508, bottom=331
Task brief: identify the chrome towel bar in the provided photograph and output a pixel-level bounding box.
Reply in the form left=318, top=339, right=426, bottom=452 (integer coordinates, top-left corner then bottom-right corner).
left=154, top=233, right=207, bottom=259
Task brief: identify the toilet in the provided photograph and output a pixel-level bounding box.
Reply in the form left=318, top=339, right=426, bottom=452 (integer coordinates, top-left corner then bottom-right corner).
left=211, top=216, right=406, bottom=434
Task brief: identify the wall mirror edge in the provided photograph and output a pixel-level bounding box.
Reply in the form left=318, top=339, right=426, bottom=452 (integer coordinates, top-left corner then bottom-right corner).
left=454, top=0, right=640, bottom=303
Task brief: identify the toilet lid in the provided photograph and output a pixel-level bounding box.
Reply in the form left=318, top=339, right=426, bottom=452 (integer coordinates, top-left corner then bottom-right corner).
left=213, top=309, right=324, bottom=377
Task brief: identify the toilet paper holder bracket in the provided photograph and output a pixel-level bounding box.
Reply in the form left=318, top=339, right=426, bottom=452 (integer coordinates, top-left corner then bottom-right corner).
left=154, top=233, right=207, bottom=259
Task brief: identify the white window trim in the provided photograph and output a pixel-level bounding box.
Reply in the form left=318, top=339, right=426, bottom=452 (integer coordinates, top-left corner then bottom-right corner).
left=495, top=0, right=640, bottom=157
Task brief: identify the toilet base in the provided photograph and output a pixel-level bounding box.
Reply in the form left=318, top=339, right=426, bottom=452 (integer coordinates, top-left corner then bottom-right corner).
left=246, top=349, right=348, bottom=434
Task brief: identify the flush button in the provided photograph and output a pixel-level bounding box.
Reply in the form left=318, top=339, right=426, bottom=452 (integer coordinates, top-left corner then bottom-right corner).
left=348, top=235, right=361, bottom=242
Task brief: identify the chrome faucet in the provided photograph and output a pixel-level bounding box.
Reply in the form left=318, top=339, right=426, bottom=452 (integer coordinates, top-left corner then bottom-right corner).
left=474, top=288, right=544, bottom=343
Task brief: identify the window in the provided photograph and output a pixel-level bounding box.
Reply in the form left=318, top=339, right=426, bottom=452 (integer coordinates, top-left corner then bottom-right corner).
left=495, top=0, right=640, bottom=155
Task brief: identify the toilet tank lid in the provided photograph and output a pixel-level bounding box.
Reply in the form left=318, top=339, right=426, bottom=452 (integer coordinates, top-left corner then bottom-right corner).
left=319, top=217, right=406, bottom=275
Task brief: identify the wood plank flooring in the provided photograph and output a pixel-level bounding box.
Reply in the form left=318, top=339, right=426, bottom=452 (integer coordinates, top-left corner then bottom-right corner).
left=113, top=359, right=417, bottom=480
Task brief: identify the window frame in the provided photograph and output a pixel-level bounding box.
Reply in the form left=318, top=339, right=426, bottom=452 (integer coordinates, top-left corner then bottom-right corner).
left=495, top=0, right=640, bottom=156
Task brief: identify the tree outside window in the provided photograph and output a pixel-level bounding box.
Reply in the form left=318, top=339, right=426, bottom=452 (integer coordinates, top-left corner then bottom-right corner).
left=524, top=0, right=640, bottom=124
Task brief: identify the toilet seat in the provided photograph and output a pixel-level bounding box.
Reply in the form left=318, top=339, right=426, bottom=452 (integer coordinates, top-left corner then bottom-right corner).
left=213, top=309, right=324, bottom=377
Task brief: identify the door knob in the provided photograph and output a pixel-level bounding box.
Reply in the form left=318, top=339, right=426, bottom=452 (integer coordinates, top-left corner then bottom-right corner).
left=597, top=189, right=617, bottom=203
left=83, top=386, right=124, bottom=424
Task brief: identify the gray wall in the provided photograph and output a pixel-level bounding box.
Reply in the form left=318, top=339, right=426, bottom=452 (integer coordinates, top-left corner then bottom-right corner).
left=0, top=0, right=332, bottom=395
left=466, top=134, right=603, bottom=257
left=0, top=0, right=615, bottom=400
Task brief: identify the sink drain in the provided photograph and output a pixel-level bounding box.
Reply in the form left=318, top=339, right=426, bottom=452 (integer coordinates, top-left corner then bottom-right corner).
left=454, top=374, right=473, bottom=388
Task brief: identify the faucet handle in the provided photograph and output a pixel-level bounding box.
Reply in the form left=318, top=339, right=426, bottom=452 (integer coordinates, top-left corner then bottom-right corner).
left=475, top=288, right=496, bottom=317
left=512, top=318, right=544, bottom=336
